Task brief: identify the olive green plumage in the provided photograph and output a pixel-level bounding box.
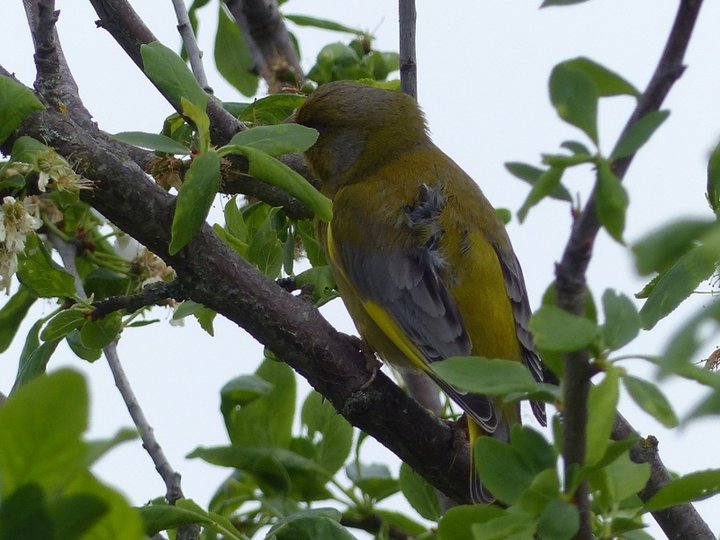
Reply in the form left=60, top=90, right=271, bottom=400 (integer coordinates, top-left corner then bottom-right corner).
left=296, top=81, right=546, bottom=501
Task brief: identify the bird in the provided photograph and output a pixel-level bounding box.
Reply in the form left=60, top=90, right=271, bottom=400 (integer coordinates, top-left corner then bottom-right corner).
left=294, top=80, right=547, bottom=502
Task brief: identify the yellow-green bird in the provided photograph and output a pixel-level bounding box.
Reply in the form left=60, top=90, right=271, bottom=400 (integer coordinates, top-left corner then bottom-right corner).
left=295, top=81, right=547, bottom=502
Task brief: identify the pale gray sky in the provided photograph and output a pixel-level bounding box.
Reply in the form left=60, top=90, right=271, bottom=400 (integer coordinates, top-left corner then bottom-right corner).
left=2, top=1, right=720, bottom=537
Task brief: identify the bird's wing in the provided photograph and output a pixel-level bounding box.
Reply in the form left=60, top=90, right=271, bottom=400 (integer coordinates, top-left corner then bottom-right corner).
left=492, top=240, right=547, bottom=425
left=328, top=183, right=498, bottom=432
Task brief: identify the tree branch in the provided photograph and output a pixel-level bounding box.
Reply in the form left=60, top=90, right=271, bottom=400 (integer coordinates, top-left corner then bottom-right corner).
left=171, top=0, right=211, bottom=92
left=224, top=0, right=304, bottom=92
left=553, top=1, right=706, bottom=539
left=91, top=280, right=186, bottom=319
left=398, top=0, right=417, bottom=100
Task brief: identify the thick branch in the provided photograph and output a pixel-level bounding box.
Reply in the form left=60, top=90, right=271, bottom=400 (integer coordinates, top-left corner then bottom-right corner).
left=8, top=108, right=475, bottom=504
left=553, top=1, right=706, bottom=539
left=224, top=0, right=304, bottom=92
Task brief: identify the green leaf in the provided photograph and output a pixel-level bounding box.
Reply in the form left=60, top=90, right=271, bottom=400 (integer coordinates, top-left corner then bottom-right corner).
left=707, top=140, right=720, bottom=216
left=346, top=462, right=399, bottom=501
left=301, top=391, right=353, bottom=476
left=221, top=374, right=273, bottom=408
left=536, top=498, right=579, bottom=540
left=645, top=469, right=720, bottom=511
left=80, top=312, right=123, bottom=349
left=471, top=512, right=535, bottom=539
left=172, top=300, right=216, bottom=335
left=438, top=505, right=506, bottom=540
left=632, top=218, right=716, bottom=275
left=284, top=14, right=364, bottom=34
left=549, top=62, right=598, bottom=143
left=181, top=97, right=211, bottom=152
left=595, top=159, right=628, bottom=243
left=0, top=484, right=54, bottom=540
left=431, top=357, right=537, bottom=395
left=215, top=4, right=258, bottom=97
left=510, top=425, right=557, bottom=473
left=223, top=359, right=296, bottom=448
left=517, top=468, right=561, bottom=515
left=223, top=196, right=248, bottom=241
left=373, top=509, right=426, bottom=536
left=0, top=369, right=87, bottom=495
left=223, top=145, right=332, bottom=221
left=227, top=124, right=319, bottom=156
left=247, top=207, right=284, bottom=278
left=0, top=75, right=44, bottom=145
left=10, top=135, right=51, bottom=163
left=530, top=304, right=599, bottom=352
left=140, top=41, right=208, bottom=110
left=13, top=329, right=60, bottom=392
left=561, top=57, right=640, bottom=98
left=638, top=228, right=720, bottom=329
left=66, top=329, right=102, bottom=362
left=41, top=308, right=87, bottom=342
left=238, top=93, right=306, bottom=125
left=505, top=162, right=572, bottom=203
left=517, top=165, right=565, bottom=222
left=585, top=369, right=620, bottom=466
left=169, top=149, right=221, bottom=255
left=266, top=508, right=355, bottom=540
left=296, top=219, right=327, bottom=266
left=541, top=0, right=592, bottom=6
left=399, top=463, right=441, bottom=521
left=611, top=110, right=670, bottom=160
left=601, top=289, right=640, bottom=350
left=112, top=131, right=191, bottom=154
left=85, top=428, right=138, bottom=466
left=475, top=438, right=535, bottom=505
left=623, top=375, right=678, bottom=428
left=140, top=498, right=243, bottom=539
left=49, top=493, right=109, bottom=539
left=0, top=285, right=36, bottom=352
left=17, top=234, right=76, bottom=298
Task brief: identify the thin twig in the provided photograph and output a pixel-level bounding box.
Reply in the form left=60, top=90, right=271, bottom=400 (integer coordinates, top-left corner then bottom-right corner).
left=49, top=235, right=192, bottom=519
left=170, top=0, right=211, bottom=92
left=398, top=0, right=417, bottom=100
left=553, top=1, right=706, bottom=538
left=91, top=280, right=186, bottom=318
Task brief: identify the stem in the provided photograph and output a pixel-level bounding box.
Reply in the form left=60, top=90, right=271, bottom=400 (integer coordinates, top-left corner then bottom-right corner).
left=170, top=0, right=211, bottom=92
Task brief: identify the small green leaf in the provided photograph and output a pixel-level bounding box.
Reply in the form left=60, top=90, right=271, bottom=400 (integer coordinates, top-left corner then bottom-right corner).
left=549, top=62, right=598, bottom=143
left=561, top=140, right=592, bottom=155
left=227, top=124, right=319, bottom=156
left=611, top=110, right=670, bottom=160
left=475, top=438, right=535, bottom=505
left=632, top=219, right=715, bottom=275
left=399, top=463, right=441, bottom=521
left=601, top=289, right=640, bottom=350
left=66, top=329, right=102, bottom=362
left=41, top=308, right=87, bottom=342
left=266, top=508, right=355, bottom=540
left=238, top=93, right=306, bottom=125
left=623, top=375, right=678, bottom=428
left=541, top=0, right=592, bottom=6
left=225, top=145, right=332, bottom=221
left=301, top=391, right=353, bottom=476
left=586, top=369, right=620, bottom=466
left=638, top=228, right=720, bottom=330
left=707, top=140, right=720, bottom=217
left=181, top=97, right=211, bottom=152
left=517, top=166, right=565, bottom=222
left=505, top=162, right=572, bottom=203
left=284, top=14, right=364, bottom=34
left=530, top=304, right=599, bottom=352
left=221, top=375, right=272, bottom=408
left=140, top=41, right=208, bottom=110
left=561, top=57, right=640, bottom=98
left=432, top=357, right=537, bottom=395
left=438, top=505, right=506, bottom=540
left=0, top=285, right=36, bottom=353
left=169, top=150, right=221, bottom=255
left=0, top=75, right=44, bottom=145
left=346, top=462, right=399, bottom=501
left=17, top=234, right=76, bottom=298
left=536, top=498, right=579, bottom=540
left=173, top=300, right=216, bottom=335
left=595, top=159, right=629, bottom=243
left=80, top=312, right=123, bottom=349
left=85, top=428, right=138, bottom=466
left=112, top=131, right=191, bottom=154
left=215, top=4, right=258, bottom=97
left=645, top=469, right=720, bottom=511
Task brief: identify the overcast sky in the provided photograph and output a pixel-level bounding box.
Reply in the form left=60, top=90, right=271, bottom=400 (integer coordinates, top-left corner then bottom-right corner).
left=2, top=1, right=720, bottom=537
